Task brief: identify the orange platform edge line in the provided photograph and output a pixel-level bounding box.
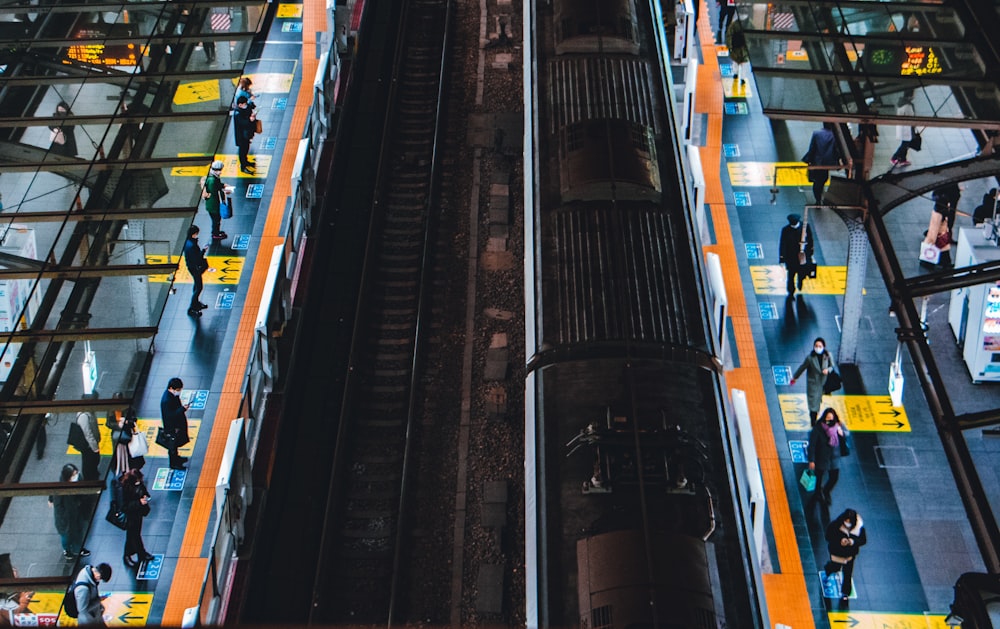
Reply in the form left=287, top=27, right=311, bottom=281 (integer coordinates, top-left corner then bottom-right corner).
left=161, top=1, right=323, bottom=623
left=696, top=2, right=815, bottom=627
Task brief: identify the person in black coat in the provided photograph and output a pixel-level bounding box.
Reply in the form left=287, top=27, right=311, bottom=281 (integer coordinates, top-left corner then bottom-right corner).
left=182, top=225, right=209, bottom=317
left=232, top=96, right=256, bottom=174
left=48, top=463, right=89, bottom=559
left=802, top=122, right=842, bottom=204
left=49, top=101, right=79, bottom=158
left=120, top=469, right=154, bottom=567
left=807, top=407, right=849, bottom=506
left=824, top=508, right=866, bottom=602
left=779, top=213, right=814, bottom=295
left=159, top=377, right=191, bottom=470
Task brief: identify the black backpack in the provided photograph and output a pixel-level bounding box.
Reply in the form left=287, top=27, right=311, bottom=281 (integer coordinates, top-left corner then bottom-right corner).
left=67, top=416, right=89, bottom=452
left=62, top=580, right=89, bottom=619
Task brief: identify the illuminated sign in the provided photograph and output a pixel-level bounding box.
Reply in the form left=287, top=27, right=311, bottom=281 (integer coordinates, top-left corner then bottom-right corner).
left=900, top=46, right=942, bottom=76
left=866, top=34, right=942, bottom=76
left=65, top=26, right=139, bottom=67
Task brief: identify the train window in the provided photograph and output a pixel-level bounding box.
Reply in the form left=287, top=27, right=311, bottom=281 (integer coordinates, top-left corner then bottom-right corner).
left=590, top=604, right=613, bottom=629
left=620, top=17, right=634, bottom=41
left=630, top=124, right=650, bottom=154
left=566, top=125, right=583, bottom=152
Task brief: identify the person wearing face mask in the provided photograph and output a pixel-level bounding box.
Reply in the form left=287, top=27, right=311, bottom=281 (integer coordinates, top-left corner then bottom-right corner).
left=791, top=337, right=836, bottom=425
left=159, top=378, right=191, bottom=470
left=48, top=464, right=90, bottom=559
left=824, top=508, right=866, bottom=603
left=807, top=408, right=849, bottom=506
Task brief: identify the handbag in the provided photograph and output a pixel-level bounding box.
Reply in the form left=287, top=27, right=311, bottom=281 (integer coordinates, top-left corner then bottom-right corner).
left=254, top=118, right=263, bottom=134
left=220, top=198, right=232, bottom=219
left=910, top=129, right=922, bottom=151
left=50, top=127, right=66, bottom=145
left=128, top=430, right=149, bottom=457
left=155, top=427, right=176, bottom=450
left=919, top=241, right=941, bottom=265
left=799, top=469, right=816, bottom=492
left=105, top=504, right=127, bottom=530
left=824, top=369, right=843, bottom=394
left=839, top=433, right=851, bottom=457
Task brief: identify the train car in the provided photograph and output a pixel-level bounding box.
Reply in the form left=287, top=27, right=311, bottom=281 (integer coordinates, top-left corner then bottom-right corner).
left=523, top=0, right=769, bottom=626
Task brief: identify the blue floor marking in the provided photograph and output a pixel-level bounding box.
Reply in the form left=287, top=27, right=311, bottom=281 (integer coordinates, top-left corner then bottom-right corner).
left=773, top=365, right=792, bottom=386
left=745, top=242, right=762, bottom=259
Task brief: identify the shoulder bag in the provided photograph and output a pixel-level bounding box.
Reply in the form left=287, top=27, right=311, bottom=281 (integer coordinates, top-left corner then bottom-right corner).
left=824, top=369, right=843, bottom=394
left=910, top=128, right=923, bottom=151
left=128, top=430, right=149, bottom=457
left=919, top=241, right=941, bottom=265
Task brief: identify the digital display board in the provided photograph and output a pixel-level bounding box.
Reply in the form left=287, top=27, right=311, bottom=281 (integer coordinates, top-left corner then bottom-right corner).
left=65, top=26, right=139, bottom=66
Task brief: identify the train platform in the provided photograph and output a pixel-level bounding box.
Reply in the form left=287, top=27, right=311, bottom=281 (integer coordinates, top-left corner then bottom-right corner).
left=0, top=1, right=332, bottom=625
left=691, top=4, right=1000, bottom=629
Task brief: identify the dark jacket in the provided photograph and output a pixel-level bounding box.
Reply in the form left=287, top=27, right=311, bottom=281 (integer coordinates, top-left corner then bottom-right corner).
left=825, top=515, right=866, bottom=562
left=802, top=128, right=840, bottom=183
left=233, top=106, right=255, bottom=147
left=779, top=222, right=814, bottom=270
left=160, top=389, right=190, bottom=447
left=807, top=416, right=847, bottom=471
left=183, top=236, right=208, bottom=277
left=122, top=479, right=151, bottom=556
left=50, top=493, right=83, bottom=536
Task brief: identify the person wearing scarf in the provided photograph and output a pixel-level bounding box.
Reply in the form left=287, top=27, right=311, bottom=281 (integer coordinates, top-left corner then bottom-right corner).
left=807, top=407, right=849, bottom=506
left=824, top=509, right=867, bottom=603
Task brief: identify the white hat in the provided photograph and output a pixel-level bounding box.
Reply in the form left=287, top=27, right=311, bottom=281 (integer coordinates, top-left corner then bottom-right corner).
left=211, top=160, right=224, bottom=171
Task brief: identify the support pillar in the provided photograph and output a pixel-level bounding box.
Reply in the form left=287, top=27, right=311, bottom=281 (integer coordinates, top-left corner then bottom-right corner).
left=838, top=213, right=867, bottom=365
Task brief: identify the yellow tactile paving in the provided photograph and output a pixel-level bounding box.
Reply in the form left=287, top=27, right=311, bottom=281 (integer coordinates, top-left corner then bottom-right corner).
left=727, top=161, right=810, bottom=187
left=161, top=0, right=324, bottom=623
left=779, top=394, right=911, bottom=433
left=23, top=591, right=153, bottom=626
left=69, top=418, right=202, bottom=457
left=696, top=1, right=815, bottom=626
left=829, top=612, right=949, bottom=629
left=750, top=265, right=847, bottom=295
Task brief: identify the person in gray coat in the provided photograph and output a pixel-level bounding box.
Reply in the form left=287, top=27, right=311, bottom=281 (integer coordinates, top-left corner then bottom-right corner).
left=790, top=337, right=835, bottom=425
left=48, top=463, right=90, bottom=559
left=73, top=563, right=111, bottom=626
left=807, top=408, right=849, bottom=506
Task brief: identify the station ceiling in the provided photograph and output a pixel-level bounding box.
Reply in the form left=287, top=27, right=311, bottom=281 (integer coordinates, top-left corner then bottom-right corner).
left=742, top=0, right=1000, bottom=128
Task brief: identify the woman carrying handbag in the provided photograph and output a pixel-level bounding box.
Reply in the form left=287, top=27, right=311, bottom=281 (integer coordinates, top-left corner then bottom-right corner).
left=107, top=404, right=145, bottom=474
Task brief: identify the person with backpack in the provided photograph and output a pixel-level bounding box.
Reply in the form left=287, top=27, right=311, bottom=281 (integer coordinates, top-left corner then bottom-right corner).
left=67, top=562, right=111, bottom=625
left=67, top=412, right=101, bottom=481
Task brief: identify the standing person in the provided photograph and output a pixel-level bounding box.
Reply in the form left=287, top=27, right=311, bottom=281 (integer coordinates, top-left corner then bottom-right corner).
left=120, top=469, right=153, bottom=567
left=107, top=403, right=143, bottom=474
left=72, top=563, right=112, bottom=626
left=891, top=90, right=915, bottom=166
left=202, top=161, right=228, bottom=241
left=802, top=122, right=843, bottom=205
left=75, top=411, right=101, bottom=481
left=779, top=213, right=814, bottom=296
left=235, top=77, right=256, bottom=111
left=923, top=205, right=954, bottom=268
left=824, top=508, right=866, bottom=603
left=233, top=96, right=256, bottom=174
left=716, top=0, right=735, bottom=44
left=159, top=378, right=191, bottom=470
left=726, top=21, right=750, bottom=87
left=790, top=337, right=835, bottom=425
left=48, top=464, right=90, bottom=559
left=182, top=225, right=210, bottom=317
left=807, top=408, right=849, bottom=506
left=49, top=101, right=79, bottom=158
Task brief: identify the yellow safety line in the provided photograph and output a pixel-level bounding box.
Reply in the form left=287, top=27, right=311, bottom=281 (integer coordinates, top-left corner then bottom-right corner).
left=161, top=1, right=322, bottom=622
left=695, top=3, right=815, bottom=627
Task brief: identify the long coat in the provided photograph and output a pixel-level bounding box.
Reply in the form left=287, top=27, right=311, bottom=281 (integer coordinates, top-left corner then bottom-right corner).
left=159, top=389, right=190, bottom=448
left=794, top=350, right=834, bottom=414
left=825, top=515, right=866, bottom=562
left=203, top=174, right=226, bottom=216
left=779, top=223, right=814, bottom=271
left=122, top=480, right=150, bottom=557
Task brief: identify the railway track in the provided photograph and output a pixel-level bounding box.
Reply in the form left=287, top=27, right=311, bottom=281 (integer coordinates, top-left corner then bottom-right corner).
left=310, top=0, right=451, bottom=623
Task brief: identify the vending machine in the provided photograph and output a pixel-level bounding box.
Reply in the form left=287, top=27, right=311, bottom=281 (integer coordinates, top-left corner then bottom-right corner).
left=948, top=227, right=1000, bottom=382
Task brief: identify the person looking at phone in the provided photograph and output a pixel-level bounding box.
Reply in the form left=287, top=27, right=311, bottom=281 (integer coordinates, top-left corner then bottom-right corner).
left=182, top=225, right=210, bottom=317
left=159, top=378, right=191, bottom=470
left=121, top=469, right=154, bottom=567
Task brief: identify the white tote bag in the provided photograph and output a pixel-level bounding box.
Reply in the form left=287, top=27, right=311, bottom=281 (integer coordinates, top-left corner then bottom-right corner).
left=128, top=430, right=149, bottom=457
left=919, top=241, right=940, bottom=264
